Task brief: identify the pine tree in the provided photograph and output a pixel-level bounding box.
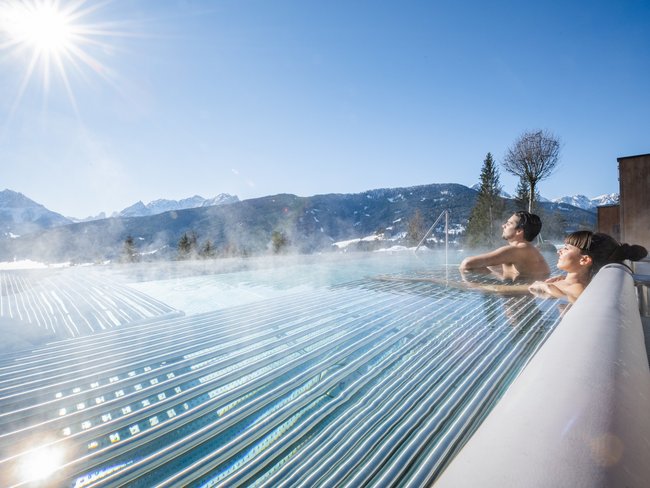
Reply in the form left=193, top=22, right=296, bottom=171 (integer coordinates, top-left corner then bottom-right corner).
left=122, top=235, right=138, bottom=263
left=514, top=177, right=540, bottom=212
left=177, top=231, right=198, bottom=259
left=271, top=230, right=289, bottom=254
left=465, top=153, right=505, bottom=247
left=514, top=177, right=529, bottom=210
left=200, top=239, right=216, bottom=258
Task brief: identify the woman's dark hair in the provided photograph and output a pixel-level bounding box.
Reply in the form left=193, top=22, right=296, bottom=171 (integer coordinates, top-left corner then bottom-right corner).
left=589, top=233, right=647, bottom=272
left=565, top=230, right=647, bottom=274
left=565, top=230, right=593, bottom=252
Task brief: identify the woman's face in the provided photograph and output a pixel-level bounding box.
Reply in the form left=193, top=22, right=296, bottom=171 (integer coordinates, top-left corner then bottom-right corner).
left=557, top=243, right=588, bottom=272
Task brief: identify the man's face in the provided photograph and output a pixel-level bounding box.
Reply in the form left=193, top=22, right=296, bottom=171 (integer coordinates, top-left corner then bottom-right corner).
left=502, top=214, right=521, bottom=240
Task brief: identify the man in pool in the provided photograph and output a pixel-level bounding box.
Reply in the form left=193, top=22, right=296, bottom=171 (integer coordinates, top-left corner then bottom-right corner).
left=459, top=211, right=550, bottom=281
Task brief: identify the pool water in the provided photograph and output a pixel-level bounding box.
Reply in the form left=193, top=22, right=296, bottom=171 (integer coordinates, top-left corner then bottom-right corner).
left=0, top=251, right=564, bottom=487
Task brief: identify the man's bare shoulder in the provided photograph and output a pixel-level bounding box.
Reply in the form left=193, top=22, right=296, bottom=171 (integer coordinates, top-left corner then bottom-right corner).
left=513, top=244, right=551, bottom=278
left=511, top=242, right=545, bottom=257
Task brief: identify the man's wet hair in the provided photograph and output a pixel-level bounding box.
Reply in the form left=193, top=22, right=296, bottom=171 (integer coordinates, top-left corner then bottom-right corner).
left=514, top=211, right=542, bottom=242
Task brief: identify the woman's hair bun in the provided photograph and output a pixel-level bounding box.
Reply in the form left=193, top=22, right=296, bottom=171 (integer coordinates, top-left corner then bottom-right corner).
left=623, top=243, right=647, bottom=261
left=584, top=232, right=647, bottom=273
left=610, top=243, right=648, bottom=262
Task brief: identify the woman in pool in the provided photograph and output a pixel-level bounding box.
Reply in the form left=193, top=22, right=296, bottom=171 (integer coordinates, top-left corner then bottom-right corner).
left=528, top=231, right=647, bottom=302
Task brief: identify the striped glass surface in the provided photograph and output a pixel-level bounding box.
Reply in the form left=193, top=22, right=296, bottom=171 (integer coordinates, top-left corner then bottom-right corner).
left=0, top=253, right=564, bottom=487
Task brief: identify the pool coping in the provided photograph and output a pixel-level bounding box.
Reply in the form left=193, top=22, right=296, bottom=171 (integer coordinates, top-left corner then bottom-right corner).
left=434, top=263, right=650, bottom=487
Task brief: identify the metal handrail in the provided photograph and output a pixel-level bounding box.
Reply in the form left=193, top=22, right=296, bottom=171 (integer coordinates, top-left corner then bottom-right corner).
left=414, top=210, right=449, bottom=254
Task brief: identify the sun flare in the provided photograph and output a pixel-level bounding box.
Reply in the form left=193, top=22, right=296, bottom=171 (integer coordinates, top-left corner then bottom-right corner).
left=5, top=1, right=75, bottom=53
left=0, top=0, right=122, bottom=111
left=19, top=444, right=65, bottom=482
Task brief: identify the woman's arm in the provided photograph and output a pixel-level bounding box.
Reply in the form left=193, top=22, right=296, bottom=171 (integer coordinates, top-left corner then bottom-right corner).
left=528, top=280, right=565, bottom=298
left=529, top=279, right=586, bottom=303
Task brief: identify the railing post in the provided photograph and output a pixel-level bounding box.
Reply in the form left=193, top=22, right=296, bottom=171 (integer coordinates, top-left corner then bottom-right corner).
left=415, top=210, right=449, bottom=253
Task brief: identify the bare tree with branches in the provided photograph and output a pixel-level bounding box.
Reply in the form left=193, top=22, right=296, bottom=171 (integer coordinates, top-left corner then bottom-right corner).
left=502, top=130, right=561, bottom=212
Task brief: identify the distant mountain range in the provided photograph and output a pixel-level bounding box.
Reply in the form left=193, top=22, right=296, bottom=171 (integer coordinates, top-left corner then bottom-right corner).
left=0, top=190, right=71, bottom=239
left=472, top=185, right=619, bottom=211
left=551, top=193, right=619, bottom=210
left=0, top=184, right=600, bottom=263
left=72, top=194, right=240, bottom=222
left=114, top=194, right=239, bottom=218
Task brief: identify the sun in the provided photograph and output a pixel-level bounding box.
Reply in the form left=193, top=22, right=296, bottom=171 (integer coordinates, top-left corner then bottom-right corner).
left=18, top=444, right=66, bottom=483
left=0, top=0, right=121, bottom=111
left=5, top=0, right=75, bottom=53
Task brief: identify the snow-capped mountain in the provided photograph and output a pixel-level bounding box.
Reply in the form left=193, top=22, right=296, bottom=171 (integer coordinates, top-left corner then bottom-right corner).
left=202, top=194, right=240, bottom=207
left=116, top=194, right=239, bottom=218
left=0, top=189, right=72, bottom=239
left=552, top=195, right=593, bottom=209
left=552, top=193, right=619, bottom=210
left=470, top=183, right=614, bottom=209
left=591, top=193, right=620, bottom=207
left=0, top=190, right=240, bottom=235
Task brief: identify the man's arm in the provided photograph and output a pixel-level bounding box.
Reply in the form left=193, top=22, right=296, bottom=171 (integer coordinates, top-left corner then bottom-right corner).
left=459, top=246, right=515, bottom=271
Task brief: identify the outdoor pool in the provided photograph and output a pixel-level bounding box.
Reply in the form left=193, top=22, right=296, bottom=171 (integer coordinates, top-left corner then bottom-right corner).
left=0, top=251, right=565, bottom=487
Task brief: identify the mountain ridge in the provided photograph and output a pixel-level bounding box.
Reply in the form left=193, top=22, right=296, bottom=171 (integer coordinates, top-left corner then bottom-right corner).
left=0, top=189, right=72, bottom=239
left=468, top=184, right=618, bottom=209
left=0, top=183, right=598, bottom=263
left=551, top=193, right=619, bottom=210
left=116, top=194, right=239, bottom=218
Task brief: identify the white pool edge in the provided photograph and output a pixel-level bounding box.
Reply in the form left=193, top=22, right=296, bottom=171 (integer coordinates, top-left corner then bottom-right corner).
left=435, top=263, right=650, bottom=488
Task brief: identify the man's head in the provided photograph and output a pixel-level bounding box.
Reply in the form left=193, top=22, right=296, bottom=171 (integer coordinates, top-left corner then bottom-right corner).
left=502, top=211, right=542, bottom=242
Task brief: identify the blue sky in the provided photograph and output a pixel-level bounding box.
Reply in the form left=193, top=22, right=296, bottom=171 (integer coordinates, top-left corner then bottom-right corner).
left=1, top=0, right=649, bottom=218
